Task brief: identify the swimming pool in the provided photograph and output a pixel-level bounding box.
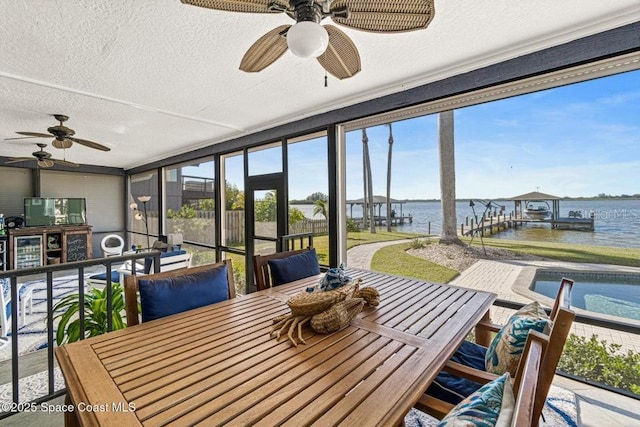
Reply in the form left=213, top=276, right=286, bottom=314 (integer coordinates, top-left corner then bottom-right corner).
left=531, top=271, right=640, bottom=322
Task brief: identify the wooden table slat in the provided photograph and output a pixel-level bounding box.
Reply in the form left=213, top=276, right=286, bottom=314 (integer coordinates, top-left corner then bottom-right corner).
left=278, top=340, right=413, bottom=427
left=215, top=334, right=401, bottom=426
left=106, top=303, right=288, bottom=378
left=369, top=282, right=448, bottom=326
left=309, top=344, right=420, bottom=427
left=97, top=297, right=284, bottom=361
left=150, top=328, right=374, bottom=425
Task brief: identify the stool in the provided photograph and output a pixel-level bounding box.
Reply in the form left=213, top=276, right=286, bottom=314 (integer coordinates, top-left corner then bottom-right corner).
left=18, top=286, right=33, bottom=326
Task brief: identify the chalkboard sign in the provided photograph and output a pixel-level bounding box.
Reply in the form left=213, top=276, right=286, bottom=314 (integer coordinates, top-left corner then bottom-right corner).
left=66, top=233, right=88, bottom=261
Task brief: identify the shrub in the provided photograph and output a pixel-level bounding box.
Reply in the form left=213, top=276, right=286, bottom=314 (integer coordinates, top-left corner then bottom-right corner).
left=346, top=217, right=360, bottom=232
left=558, top=333, right=640, bottom=395
left=409, top=238, right=426, bottom=249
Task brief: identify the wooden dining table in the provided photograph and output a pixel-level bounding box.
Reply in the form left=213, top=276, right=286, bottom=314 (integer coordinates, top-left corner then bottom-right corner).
left=56, top=268, right=496, bottom=426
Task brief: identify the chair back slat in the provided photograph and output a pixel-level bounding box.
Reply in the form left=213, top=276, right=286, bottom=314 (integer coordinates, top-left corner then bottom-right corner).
left=512, top=331, right=547, bottom=427
left=533, top=306, right=575, bottom=425
left=550, top=277, right=573, bottom=319
left=124, top=259, right=235, bottom=327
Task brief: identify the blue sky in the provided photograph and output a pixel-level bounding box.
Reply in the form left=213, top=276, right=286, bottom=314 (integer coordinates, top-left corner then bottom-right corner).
left=189, top=69, right=640, bottom=201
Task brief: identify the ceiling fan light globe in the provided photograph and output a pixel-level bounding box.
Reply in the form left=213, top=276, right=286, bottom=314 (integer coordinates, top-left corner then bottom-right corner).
left=287, top=21, right=329, bottom=59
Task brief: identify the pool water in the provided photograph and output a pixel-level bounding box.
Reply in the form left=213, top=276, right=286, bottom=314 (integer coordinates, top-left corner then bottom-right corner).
left=531, top=273, right=640, bottom=321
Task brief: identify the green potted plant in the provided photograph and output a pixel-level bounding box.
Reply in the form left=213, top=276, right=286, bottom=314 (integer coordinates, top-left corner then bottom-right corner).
left=53, top=282, right=127, bottom=345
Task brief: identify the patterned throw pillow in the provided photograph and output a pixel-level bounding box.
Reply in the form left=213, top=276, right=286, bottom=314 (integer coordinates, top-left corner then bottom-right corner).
left=438, top=373, right=514, bottom=427
left=485, top=302, right=552, bottom=376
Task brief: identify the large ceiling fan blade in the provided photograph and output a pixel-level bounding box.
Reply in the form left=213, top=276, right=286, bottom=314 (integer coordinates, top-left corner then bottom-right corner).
left=68, top=137, right=111, bottom=152
left=6, top=157, right=35, bottom=164
left=14, top=132, right=52, bottom=138
left=51, top=158, right=80, bottom=167
left=330, top=0, right=435, bottom=33
left=240, top=25, right=290, bottom=72
left=5, top=136, right=43, bottom=141
left=181, top=0, right=289, bottom=14
left=317, top=25, right=361, bottom=80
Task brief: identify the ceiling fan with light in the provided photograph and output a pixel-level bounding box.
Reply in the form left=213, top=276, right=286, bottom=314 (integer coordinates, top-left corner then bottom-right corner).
left=5, top=143, right=79, bottom=168
left=181, top=0, right=435, bottom=79
left=5, top=114, right=110, bottom=152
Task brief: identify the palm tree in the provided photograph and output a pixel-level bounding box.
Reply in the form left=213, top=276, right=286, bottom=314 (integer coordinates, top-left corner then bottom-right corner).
left=362, top=129, right=369, bottom=229
left=385, top=123, right=394, bottom=232
left=362, top=128, right=376, bottom=233
left=313, top=199, right=328, bottom=219
left=439, top=111, right=462, bottom=244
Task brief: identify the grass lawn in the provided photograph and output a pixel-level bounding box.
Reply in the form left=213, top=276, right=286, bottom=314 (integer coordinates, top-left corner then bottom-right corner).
left=371, top=242, right=459, bottom=283
left=465, top=237, right=640, bottom=268
left=369, top=234, right=640, bottom=284
left=312, top=230, right=429, bottom=265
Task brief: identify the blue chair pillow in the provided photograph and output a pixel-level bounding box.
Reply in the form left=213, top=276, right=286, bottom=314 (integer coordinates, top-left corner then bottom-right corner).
left=268, top=249, right=320, bottom=286
left=143, top=250, right=187, bottom=274
left=428, top=340, right=487, bottom=405
left=139, top=264, right=229, bottom=323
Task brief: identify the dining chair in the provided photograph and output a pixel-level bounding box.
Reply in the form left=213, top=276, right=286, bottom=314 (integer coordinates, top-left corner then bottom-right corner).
left=416, top=278, right=575, bottom=426
left=252, top=247, right=320, bottom=291
left=428, top=331, right=548, bottom=427
left=123, top=259, right=235, bottom=326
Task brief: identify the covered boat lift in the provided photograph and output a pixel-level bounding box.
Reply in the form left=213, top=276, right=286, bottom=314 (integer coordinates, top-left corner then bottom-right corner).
left=509, top=191, right=593, bottom=230
left=510, top=191, right=561, bottom=220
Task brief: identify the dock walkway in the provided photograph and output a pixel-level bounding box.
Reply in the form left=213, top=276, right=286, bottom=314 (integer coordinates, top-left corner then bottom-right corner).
left=461, top=214, right=595, bottom=236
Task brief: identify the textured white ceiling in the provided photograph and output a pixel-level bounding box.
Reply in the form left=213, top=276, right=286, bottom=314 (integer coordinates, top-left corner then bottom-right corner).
left=1, top=0, right=639, bottom=169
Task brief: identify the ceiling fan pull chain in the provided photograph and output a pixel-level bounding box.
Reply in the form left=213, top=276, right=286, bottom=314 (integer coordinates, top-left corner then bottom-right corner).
left=324, top=71, right=328, bottom=87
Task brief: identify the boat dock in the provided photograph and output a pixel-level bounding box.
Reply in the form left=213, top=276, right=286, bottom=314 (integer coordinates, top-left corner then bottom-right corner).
left=351, top=215, right=413, bottom=227
left=461, top=212, right=594, bottom=236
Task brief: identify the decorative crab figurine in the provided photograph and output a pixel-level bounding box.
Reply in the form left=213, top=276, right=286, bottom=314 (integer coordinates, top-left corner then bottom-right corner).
left=270, top=277, right=381, bottom=346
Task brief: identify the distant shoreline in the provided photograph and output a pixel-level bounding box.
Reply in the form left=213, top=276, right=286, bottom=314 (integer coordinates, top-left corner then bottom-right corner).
left=291, top=196, right=640, bottom=204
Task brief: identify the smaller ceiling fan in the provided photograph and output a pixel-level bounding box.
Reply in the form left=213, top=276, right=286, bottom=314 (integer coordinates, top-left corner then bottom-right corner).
left=6, top=143, right=79, bottom=168
left=5, top=114, right=110, bottom=151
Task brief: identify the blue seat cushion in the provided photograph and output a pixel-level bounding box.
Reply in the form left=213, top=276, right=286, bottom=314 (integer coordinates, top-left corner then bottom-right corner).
left=139, top=263, right=229, bottom=323
left=143, top=250, right=187, bottom=274
left=427, top=340, right=487, bottom=405
left=268, top=249, right=320, bottom=286
left=89, top=270, right=120, bottom=283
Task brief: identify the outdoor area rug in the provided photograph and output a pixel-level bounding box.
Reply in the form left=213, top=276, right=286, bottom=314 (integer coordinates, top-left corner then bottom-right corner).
left=0, top=368, right=65, bottom=405
left=0, top=273, right=92, bottom=362
left=404, top=385, right=578, bottom=426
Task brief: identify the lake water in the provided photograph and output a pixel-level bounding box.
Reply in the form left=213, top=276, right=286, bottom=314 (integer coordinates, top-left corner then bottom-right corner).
left=293, top=199, right=640, bottom=249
